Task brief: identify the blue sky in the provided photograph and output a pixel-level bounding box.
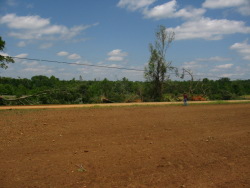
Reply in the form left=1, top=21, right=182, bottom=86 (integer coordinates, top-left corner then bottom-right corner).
left=0, top=0, right=250, bottom=81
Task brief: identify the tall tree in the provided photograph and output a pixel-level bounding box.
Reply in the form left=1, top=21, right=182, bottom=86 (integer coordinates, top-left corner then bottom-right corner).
left=0, top=36, right=14, bottom=69
left=144, top=25, right=175, bottom=101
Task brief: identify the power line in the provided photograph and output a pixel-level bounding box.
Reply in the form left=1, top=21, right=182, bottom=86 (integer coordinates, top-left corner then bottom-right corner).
left=4, top=56, right=248, bottom=80
left=10, top=56, right=145, bottom=72
left=9, top=56, right=179, bottom=76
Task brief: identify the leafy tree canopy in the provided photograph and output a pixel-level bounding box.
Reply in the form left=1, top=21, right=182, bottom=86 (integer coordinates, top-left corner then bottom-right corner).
left=144, top=25, right=175, bottom=101
left=0, top=36, right=14, bottom=69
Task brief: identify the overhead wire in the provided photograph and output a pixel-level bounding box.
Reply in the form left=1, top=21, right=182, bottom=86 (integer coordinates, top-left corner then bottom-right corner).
left=4, top=56, right=248, bottom=80
left=9, top=56, right=178, bottom=75
left=10, top=56, right=145, bottom=72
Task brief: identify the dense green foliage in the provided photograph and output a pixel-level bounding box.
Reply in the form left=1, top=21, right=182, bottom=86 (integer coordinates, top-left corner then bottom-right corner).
left=0, top=36, right=14, bottom=69
left=145, top=25, right=175, bottom=101
left=0, top=75, right=250, bottom=105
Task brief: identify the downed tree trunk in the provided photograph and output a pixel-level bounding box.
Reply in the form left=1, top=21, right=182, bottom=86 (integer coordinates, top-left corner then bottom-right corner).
left=102, top=98, right=113, bottom=103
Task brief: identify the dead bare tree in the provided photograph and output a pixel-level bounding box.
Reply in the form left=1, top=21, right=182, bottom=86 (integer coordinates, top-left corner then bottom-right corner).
left=181, top=68, right=200, bottom=99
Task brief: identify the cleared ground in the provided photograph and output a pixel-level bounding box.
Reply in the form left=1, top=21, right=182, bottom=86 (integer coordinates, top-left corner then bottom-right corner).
left=0, top=104, right=249, bottom=188
left=1, top=100, right=250, bottom=110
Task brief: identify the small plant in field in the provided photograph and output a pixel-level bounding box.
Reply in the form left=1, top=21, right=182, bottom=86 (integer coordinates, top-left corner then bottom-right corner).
left=76, top=164, right=87, bottom=172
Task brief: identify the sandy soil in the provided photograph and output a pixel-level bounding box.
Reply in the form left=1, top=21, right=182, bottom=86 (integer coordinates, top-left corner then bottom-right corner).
left=0, top=104, right=249, bottom=188
left=1, top=100, right=250, bottom=110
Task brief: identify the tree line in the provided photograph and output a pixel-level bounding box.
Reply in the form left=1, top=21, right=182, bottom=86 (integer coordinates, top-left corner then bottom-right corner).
left=0, top=75, right=250, bottom=105
left=1, top=27, right=250, bottom=106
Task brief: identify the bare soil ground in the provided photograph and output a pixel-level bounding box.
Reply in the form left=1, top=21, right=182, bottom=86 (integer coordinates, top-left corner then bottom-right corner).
left=0, top=104, right=249, bottom=188
left=1, top=100, right=250, bottom=110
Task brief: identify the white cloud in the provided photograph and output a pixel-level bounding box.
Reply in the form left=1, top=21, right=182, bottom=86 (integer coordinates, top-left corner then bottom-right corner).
left=0, top=14, right=96, bottom=41
left=166, top=17, right=250, bottom=40
left=107, top=49, right=128, bottom=62
left=202, top=0, right=250, bottom=16
left=118, top=0, right=205, bottom=20
left=174, top=7, right=206, bottom=20
left=57, top=51, right=69, bottom=56
left=181, top=57, right=236, bottom=79
left=0, top=14, right=49, bottom=29
left=17, top=41, right=26, bottom=47
left=237, top=6, right=250, bottom=16
left=78, top=60, right=91, bottom=65
left=143, top=0, right=176, bottom=19
left=68, top=53, right=81, bottom=60
left=107, top=56, right=125, bottom=61
left=196, top=56, right=231, bottom=62
left=230, top=40, right=250, bottom=60
left=11, top=53, right=29, bottom=63
left=117, top=0, right=156, bottom=11
left=220, top=73, right=244, bottom=78
left=109, top=64, right=119, bottom=68
left=202, top=0, right=248, bottom=9
left=215, top=64, right=233, bottom=69
left=108, top=49, right=127, bottom=57
left=143, top=0, right=205, bottom=20
left=0, top=52, right=9, bottom=56
left=182, top=61, right=204, bottom=69
left=21, top=61, right=38, bottom=66
left=22, top=66, right=53, bottom=74
left=15, top=53, right=28, bottom=58
left=57, top=51, right=81, bottom=60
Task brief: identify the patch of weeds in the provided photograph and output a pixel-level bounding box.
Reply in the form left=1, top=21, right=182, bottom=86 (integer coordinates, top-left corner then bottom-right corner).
left=76, top=164, right=87, bottom=172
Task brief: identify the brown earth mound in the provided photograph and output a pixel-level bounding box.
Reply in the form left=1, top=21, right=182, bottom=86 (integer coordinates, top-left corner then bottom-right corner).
left=0, top=104, right=249, bottom=187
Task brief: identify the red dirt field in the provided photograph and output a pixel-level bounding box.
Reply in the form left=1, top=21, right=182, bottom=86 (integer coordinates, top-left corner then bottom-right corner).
left=0, top=104, right=249, bottom=188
